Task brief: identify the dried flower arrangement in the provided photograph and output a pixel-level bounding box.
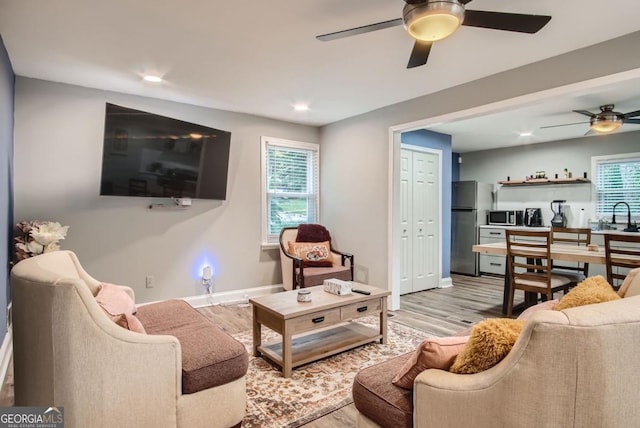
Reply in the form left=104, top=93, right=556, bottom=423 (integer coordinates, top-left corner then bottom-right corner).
left=14, top=220, right=70, bottom=262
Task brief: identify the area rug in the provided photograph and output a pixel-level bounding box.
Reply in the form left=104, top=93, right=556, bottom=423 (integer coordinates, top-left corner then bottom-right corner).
left=233, top=317, right=428, bottom=428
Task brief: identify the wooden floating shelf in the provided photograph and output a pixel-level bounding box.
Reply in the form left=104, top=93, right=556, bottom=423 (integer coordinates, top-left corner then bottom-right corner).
left=498, top=177, right=591, bottom=186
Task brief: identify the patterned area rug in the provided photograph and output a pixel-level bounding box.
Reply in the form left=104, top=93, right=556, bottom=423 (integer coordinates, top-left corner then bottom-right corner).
left=233, top=317, right=428, bottom=428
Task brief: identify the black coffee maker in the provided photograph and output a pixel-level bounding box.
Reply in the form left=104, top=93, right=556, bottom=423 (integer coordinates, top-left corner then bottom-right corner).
left=550, top=200, right=567, bottom=228
left=524, top=208, right=543, bottom=227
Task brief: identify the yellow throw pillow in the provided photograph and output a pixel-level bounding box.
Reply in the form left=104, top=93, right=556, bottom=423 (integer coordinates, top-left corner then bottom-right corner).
left=450, top=318, right=524, bottom=374
left=392, top=336, right=469, bottom=389
left=553, top=275, right=620, bottom=311
left=288, top=241, right=333, bottom=267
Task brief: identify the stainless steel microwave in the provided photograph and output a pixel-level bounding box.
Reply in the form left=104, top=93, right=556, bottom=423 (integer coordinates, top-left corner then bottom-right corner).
left=488, top=210, right=522, bottom=226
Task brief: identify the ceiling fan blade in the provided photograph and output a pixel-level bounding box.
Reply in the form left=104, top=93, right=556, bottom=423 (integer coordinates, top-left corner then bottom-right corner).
left=407, top=40, right=432, bottom=69
left=316, top=18, right=403, bottom=41
left=584, top=128, right=595, bottom=136
left=625, top=119, right=640, bottom=124
left=623, top=109, right=640, bottom=119
left=463, top=10, right=551, bottom=34
left=573, top=110, right=596, bottom=118
left=459, top=0, right=474, bottom=4
left=540, top=121, right=589, bottom=130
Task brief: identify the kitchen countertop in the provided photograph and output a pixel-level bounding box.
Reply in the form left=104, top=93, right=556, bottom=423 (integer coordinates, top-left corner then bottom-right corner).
left=479, top=224, right=639, bottom=235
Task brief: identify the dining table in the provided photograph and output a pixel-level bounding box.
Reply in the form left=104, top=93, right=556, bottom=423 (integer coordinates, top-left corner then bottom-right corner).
left=472, top=242, right=607, bottom=314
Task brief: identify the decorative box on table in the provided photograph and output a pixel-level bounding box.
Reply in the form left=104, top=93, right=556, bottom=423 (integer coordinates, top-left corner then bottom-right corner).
left=323, top=278, right=352, bottom=295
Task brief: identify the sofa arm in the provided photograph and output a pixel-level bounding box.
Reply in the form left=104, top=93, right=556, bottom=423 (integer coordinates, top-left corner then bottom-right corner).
left=64, top=285, right=184, bottom=426
left=13, top=276, right=184, bottom=427
left=413, top=312, right=576, bottom=428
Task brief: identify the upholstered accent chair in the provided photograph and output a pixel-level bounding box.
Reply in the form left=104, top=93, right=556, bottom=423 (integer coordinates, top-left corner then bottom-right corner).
left=11, top=251, right=246, bottom=428
left=354, top=269, right=640, bottom=428
left=279, top=224, right=354, bottom=290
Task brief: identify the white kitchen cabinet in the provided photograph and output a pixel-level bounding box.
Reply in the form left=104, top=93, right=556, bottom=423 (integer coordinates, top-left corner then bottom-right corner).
left=479, top=227, right=507, bottom=275
left=479, top=226, right=548, bottom=275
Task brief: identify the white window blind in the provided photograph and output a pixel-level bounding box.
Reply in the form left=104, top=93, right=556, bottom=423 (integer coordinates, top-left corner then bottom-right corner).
left=261, top=137, right=319, bottom=244
left=594, top=154, right=640, bottom=220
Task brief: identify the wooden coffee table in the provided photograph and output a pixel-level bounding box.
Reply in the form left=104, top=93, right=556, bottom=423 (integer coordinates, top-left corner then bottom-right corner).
left=249, top=283, right=390, bottom=377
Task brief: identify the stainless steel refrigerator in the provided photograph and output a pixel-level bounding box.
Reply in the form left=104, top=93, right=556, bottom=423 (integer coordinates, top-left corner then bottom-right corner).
left=451, top=181, right=493, bottom=275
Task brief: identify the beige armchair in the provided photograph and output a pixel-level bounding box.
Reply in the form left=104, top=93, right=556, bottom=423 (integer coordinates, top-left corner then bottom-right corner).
left=11, top=251, right=245, bottom=428
left=354, top=271, right=640, bottom=428
left=279, top=225, right=354, bottom=290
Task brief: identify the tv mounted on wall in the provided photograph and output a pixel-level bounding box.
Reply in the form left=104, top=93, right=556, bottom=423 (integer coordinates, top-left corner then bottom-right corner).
left=100, top=103, right=231, bottom=200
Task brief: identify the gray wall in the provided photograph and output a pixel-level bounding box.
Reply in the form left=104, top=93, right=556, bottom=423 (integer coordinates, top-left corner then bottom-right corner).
left=13, top=78, right=320, bottom=302
left=0, top=35, right=13, bottom=334
left=460, top=130, right=640, bottom=227
left=320, top=31, right=640, bottom=290
left=10, top=31, right=640, bottom=302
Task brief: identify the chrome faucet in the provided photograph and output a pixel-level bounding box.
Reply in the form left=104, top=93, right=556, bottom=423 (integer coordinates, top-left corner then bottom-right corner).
left=612, top=202, right=638, bottom=232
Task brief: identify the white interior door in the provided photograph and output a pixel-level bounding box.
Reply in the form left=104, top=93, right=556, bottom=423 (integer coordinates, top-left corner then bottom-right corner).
left=399, top=150, right=412, bottom=295
left=399, top=148, right=440, bottom=294
left=421, top=151, right=439, bottom=291
left=411, top=152, right=428, bottom=291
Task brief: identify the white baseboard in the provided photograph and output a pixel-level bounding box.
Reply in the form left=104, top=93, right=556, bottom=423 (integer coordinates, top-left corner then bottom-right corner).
left=0, top=327, right=12, bottom=390
left=183, top=284, right=284, bottom=308
left=439, top=277, right=453, bottom=288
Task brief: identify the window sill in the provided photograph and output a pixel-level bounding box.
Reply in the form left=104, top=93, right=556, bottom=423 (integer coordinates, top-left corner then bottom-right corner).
left=261, top=243, right=280, bottom=251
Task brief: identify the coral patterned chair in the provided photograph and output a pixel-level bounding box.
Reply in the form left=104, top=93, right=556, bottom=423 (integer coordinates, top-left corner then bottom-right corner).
left=279, top=224, right=354, bottom=290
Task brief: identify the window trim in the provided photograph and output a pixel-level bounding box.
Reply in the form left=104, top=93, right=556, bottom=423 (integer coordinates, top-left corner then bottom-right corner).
left=260, top=136, right=320, bottom=248
left=591, top=151, right=640, bottom=221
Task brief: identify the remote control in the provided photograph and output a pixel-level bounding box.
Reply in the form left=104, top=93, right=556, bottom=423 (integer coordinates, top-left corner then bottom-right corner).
left=352, top=289, right=371, bottom=295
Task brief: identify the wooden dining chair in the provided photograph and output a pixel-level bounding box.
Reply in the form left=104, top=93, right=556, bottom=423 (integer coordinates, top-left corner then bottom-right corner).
left=505, top=230, right=572, bottom=317
left=604, top=234, right=640, bottom=290
left=550, top=227, right=592, bottom=288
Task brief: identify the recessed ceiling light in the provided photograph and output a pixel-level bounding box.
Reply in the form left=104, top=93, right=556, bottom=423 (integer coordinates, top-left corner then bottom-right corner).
left=519, top=131, right=533, bottom=137
left=293, top=104, right=309, bottom=112
left=143, top=75, right=162, bottom=83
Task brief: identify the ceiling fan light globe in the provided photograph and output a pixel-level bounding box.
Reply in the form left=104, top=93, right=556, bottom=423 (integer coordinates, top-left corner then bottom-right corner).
left=590, top=116, right=623, bottom=133
left=404, top=1, right=464, bottom=42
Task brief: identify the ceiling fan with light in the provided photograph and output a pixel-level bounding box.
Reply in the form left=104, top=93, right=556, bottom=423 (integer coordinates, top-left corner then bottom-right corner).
left=316, top=0, right=552, bottom=69
left=541, top=105, right=640, bottom=135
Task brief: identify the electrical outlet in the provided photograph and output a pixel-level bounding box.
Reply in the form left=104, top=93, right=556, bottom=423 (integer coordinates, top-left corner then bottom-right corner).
left=145, top=275, right=155, bottom=288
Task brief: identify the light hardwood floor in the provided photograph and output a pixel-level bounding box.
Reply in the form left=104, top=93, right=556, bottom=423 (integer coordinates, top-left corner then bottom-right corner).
left=1, top=274, right=526, bottom=426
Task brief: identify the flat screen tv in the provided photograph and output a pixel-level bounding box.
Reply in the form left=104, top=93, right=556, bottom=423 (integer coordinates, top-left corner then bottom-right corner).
left=100, top=103, right=231, bottom=200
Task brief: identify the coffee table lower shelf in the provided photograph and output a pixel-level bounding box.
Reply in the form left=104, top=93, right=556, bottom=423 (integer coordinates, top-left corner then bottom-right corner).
left=257, top=322, right=382, bottom=370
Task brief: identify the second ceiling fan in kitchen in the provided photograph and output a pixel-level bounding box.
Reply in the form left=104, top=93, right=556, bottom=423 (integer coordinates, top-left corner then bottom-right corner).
left=316, top=0, right=552, bottom=69
left=541, top=104, right=640, bottom=135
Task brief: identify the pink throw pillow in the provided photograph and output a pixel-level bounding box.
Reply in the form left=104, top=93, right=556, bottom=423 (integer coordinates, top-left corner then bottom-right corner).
left=392, top=336, right=469, bottom=389
left=96, top=282, right=136, bottom=316
left=96, top=283, right=145, bottom=334
left=112, top=313, right=146, bottom=334
left=516, top=299, right=559, bottom=321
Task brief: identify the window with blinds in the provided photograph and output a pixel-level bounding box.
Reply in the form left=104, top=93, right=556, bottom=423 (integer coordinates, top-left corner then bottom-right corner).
left=594, top=153, right=640, bottom=220
left=261, top=137, right=319, bottom=244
